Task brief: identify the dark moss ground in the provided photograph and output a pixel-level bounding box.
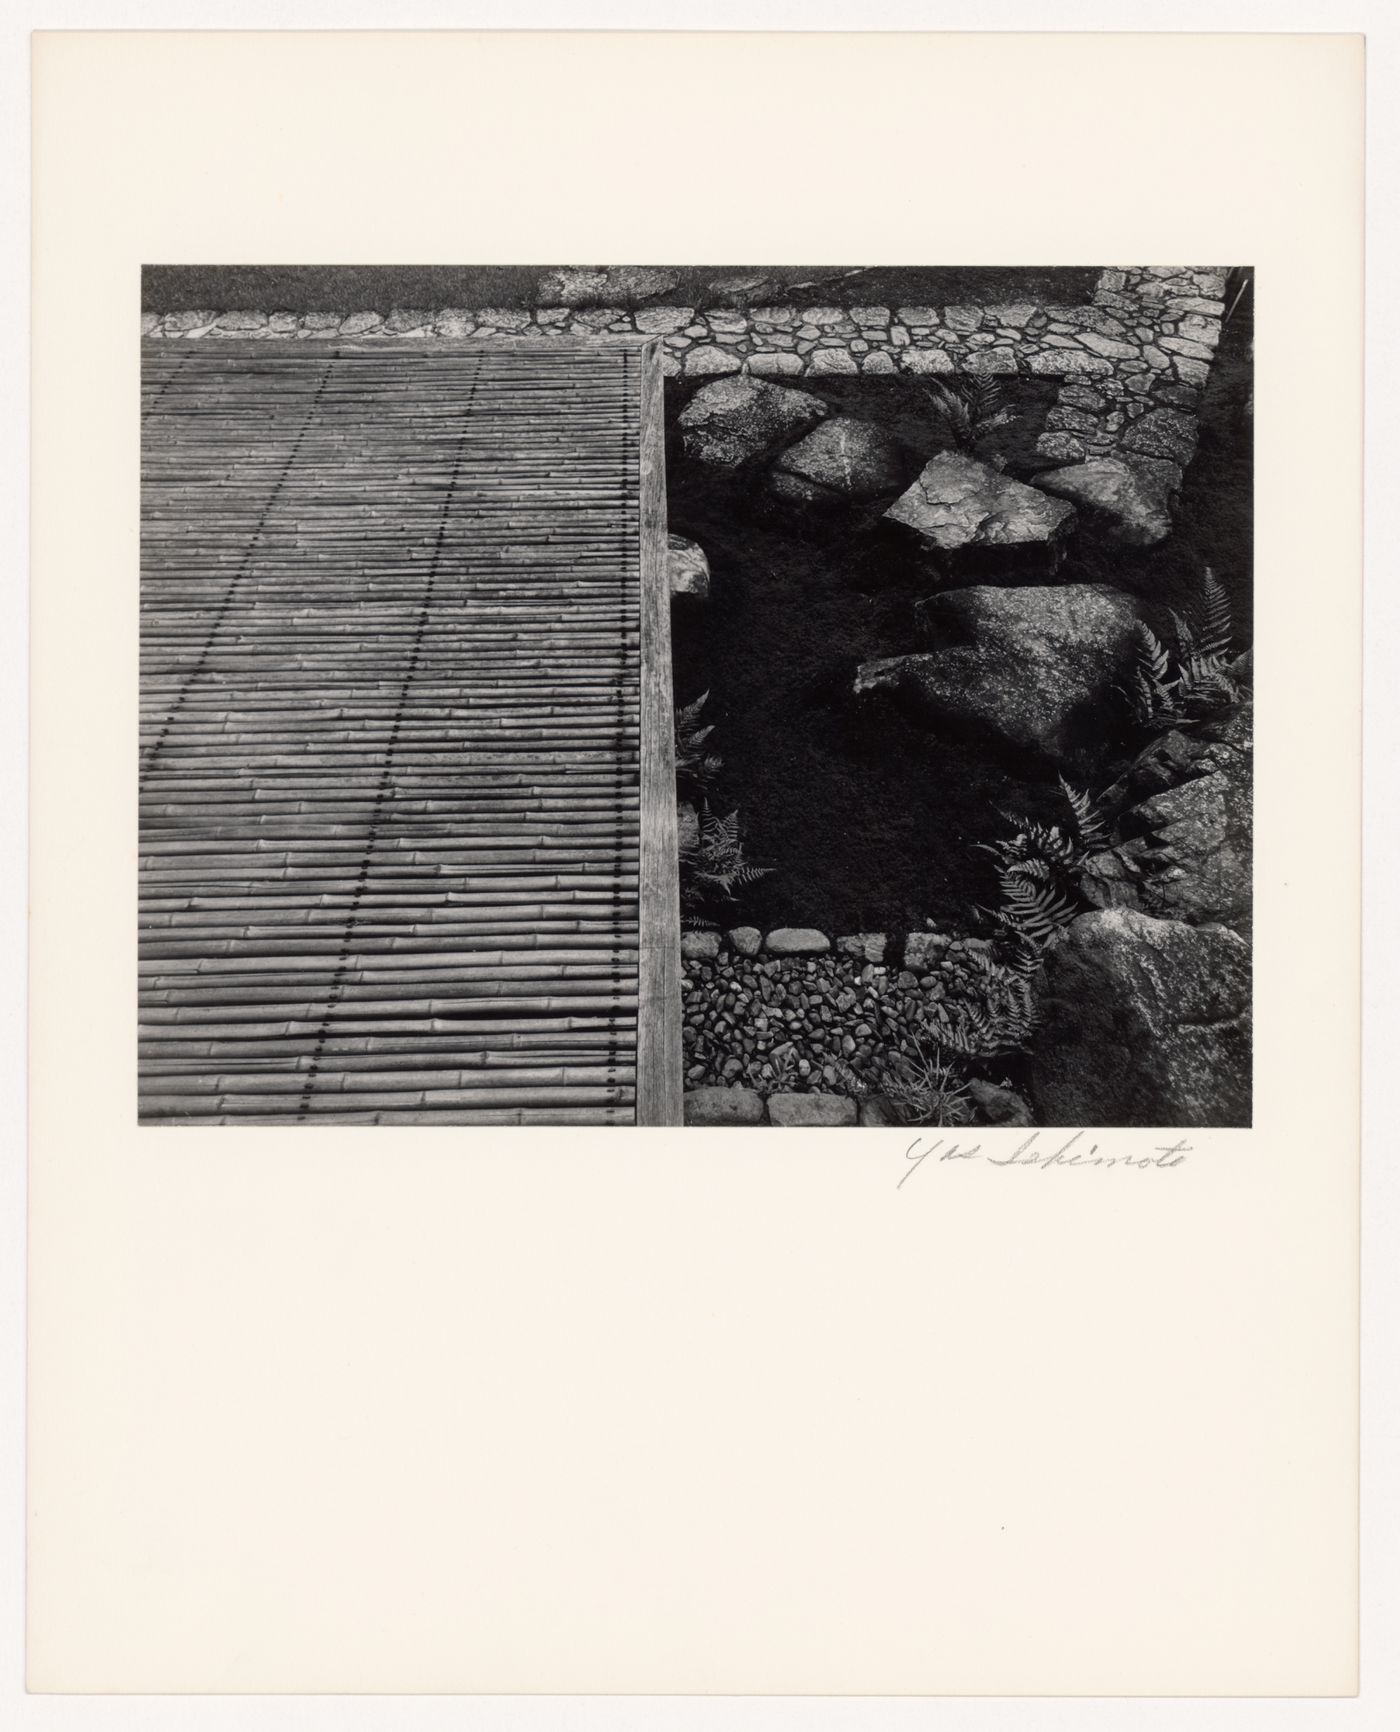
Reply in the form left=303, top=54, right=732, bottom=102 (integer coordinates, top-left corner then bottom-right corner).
left=141, top=264, right=1102, bottom=315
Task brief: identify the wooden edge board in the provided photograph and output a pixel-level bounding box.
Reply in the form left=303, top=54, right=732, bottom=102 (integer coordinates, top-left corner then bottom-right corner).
left=634, top=340, right=682, bottom=1128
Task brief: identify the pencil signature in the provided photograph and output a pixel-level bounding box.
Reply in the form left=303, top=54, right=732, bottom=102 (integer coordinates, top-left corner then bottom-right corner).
left=896, top=1131, right=1192, bottom=1188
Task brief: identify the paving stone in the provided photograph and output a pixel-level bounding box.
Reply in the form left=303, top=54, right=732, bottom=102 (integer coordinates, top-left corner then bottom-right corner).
left=684, top=1086, right=767, bottom=1127
left=765, top=928, right=831, bottom=955
left=634, top=306, right=693, bottom=334
left=768, top=1092, right=857, bottom=1128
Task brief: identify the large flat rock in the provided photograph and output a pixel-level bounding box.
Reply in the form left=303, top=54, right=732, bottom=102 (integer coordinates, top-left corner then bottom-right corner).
left=677, top=375, right=829, bottom=472
left=768, top=415, right=907, bottom=509
left=883, top=451, right=1076, bottom=561
left=853, top=583, right=1143, bottom=766
left=1033, top=457, right=1175, bottom=547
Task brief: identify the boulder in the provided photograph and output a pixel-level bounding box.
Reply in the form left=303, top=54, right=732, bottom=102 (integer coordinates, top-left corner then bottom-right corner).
left=668, top=534, right=711, bottom=603
left=1079, top=847, right=1144, bottom=913
left=768, top=416, right=908, bottom=509
left=1027, top=910, right=1251, bottom=1127
left=883, top=453, right=1076, bottom=563
left=768, top=1092, right=858, bottom=1128
left=1088, top=699, right=1253, bottom=930
left=1101, top=729, right=1210, bottom=810
left=1033, top=457, right=1175, bottom=547
left=677, top=375, right=828, bottom=473
left=684, top=1086, right=767, bottom=1127
left=537, top=266, right=679, bottom=306
left=764, top=928, right=831, bottom=956
left=1122, top=706, right=1252, bottom=929
left=680, top=930, right=720, bottom=962
left=854, top=584, right=1143, bottom=766
left=727, top=926, right=763, bottom=957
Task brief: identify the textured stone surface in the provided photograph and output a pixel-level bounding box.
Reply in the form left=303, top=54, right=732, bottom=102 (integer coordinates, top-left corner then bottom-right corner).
left=855, top=585, right=1142, bottom=765
left=768, top=1092, right=858, bottom=1128
left=677, top=375, right=827, bottom=471
left=680, top=937, right=1047, bottom=1099
left=883, top=452, right=1076, bottom=557
left=1127, top=768, right=1252, bottom=929
left=727, top=926, right=763, bottom=957
left=1028, top=910, right=1251, bottom=1127
left=1122, top=407, right=1199, bottom=465
left=145, top=269, right=1224, bottom=406
left=902, top=931, right=949, bottom=970
left=681, top=930, right=721, bottom=962
left=668, top=534, right=711, bottom=602
left=837, top=933, right=888, bottom=964
left=1122, top=701, right=1252, bottom=928
left=684, top=1086, right=766, bottom=1127
left=538, top=266, right=679, bottom=306
left=1033, top=457, right=1175, bottom=546
left=764, top=928, right=831, bottom=956
left=968, top=1079, right=1035, bottom=1127
left=768, top=416, right=906, bottom=508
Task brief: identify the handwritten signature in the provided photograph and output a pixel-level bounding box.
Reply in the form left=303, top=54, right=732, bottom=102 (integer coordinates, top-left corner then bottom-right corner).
left=896, top=1131, right=1191, bottom=1188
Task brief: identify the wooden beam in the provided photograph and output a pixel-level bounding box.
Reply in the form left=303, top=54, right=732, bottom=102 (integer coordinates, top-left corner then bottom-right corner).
left=634, top=341, right=682, bottom=1127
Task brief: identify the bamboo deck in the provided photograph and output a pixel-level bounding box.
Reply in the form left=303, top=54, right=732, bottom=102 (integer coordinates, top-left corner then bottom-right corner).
left=139, top=338, right=681, bottom=1126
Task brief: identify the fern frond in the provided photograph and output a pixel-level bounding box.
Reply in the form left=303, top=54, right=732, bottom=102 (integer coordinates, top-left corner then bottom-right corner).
left=675, top=689, right=711, bottom=730
left=1194, top=567, right=1233, bottom=660
left=1003, top=856, right=1055, bottom=885
left=1168, top=608, right=1198, bottom=662
left=1059, top=776, right=1110, bottom=855
left=1136, top=621, right=1173, bottom=689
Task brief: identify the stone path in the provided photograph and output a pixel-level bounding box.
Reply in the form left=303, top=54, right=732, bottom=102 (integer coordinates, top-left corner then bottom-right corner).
left=141, top=267, right=1227, bottom=389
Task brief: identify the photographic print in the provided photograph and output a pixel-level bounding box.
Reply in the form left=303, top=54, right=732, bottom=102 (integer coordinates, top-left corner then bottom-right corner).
left=139, top=263, right=1252, bottom=1129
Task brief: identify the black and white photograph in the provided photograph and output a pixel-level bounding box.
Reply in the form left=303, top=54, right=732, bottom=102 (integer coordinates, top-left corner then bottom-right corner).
left=139, top=262, right=1253, bottom=1129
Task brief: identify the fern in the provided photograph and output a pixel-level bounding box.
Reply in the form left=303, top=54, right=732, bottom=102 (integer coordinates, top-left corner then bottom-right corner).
left=973, top=779, right=1110, bottom=980
left=1058, top=777, right=1111, bottom=855
left=1123, top=622, right=1180, bottom=727
left=1195, top=566, right=1233, bottom=659
left=932, top=955, right=1039, bottom=1059
left=1122, top=572, right=1245, bottom=733
left=980, top=819, right=1079, bottom=871
left=679, top=805, right=772, bottom=917
left=674, top=690, right=722, bottom=793
left=921, top=377, right=1014, bottom=457
left=993, top=873, right=1079, bottom=948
